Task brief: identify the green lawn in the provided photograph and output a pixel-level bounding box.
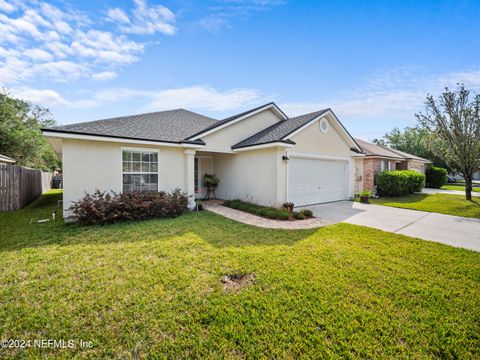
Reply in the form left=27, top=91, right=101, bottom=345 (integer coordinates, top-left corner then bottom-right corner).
left=1, top=190, right=479, bottom=358
left=441, top=184, right=480, bottom=192
left=370, top=193, right=480, bottom=218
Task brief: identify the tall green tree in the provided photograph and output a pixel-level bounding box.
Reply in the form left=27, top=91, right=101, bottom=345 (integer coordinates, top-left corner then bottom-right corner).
left=416, top=84, right=480, bottom=200
left=0, top=90, right=60, bottom=171
left=374, top=126, right=451, bottom=170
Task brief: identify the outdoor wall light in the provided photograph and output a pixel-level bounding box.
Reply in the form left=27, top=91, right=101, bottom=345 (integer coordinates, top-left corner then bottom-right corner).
left=282, top=155, right=290, bottom=162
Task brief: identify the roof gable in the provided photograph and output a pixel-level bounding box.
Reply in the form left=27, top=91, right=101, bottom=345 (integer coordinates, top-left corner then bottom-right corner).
left=233, top=109, right=362, bottom=152
left=186, top=102, right=288, bottom=141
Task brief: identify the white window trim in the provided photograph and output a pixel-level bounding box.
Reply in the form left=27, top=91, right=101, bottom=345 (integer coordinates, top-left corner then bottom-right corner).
left=121, top=147, right=160, bottom=192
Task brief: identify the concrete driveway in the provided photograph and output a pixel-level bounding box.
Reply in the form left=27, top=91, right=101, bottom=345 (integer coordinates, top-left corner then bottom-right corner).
left=305, top=201, right=480, bottom=252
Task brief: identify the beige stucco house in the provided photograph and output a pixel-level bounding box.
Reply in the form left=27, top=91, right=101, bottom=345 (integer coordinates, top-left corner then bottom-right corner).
left=43, top=103, right=371, bottom=217
left=353, top=138, right=431, bottom=191
left=42, top=103, right=434, bottom=218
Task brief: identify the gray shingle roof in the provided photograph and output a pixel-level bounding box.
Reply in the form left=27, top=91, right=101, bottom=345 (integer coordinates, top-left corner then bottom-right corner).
left=45, top=109, right=218, bottom=144
left=354, top=138, right=430, bottom=162
left=231, top=109, right=329, bottom=149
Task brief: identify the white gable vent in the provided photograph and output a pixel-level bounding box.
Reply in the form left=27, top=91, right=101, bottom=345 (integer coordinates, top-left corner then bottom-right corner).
left=319, top=118, right=329, bottom=134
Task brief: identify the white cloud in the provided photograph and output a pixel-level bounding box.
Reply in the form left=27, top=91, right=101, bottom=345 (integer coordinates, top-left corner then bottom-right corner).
left=200, top=0, right=285, bottom=32
left=0, top=0, right=15, bottom=13
left=23, top=48, right=53, bottom=62
left=11, top=87, right=68, bottom=107
left=145, top=86, right=260, bottom=111
left=0, top=0, right=175, bottom=85
left=107, top=8, right=130, bottom=24
left=11, top=85, right=263, bottom=115
left=107, top=0, right=176, bottom=35
left=91, top=71, right=118, bottom=81
left=281, top=68, right=480, bottom=120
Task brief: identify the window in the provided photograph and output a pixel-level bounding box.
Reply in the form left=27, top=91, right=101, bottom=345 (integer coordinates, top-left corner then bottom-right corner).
left=122, top=150, right=158, bottom=192
left=381, top=160, right=389, bottom=171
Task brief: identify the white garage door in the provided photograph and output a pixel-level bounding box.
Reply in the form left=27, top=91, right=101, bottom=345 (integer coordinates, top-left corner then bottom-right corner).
left=288, top=157, right=348, bottom=206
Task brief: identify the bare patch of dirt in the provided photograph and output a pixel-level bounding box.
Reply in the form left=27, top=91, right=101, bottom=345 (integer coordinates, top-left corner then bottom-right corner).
left=220, top=273, right=255, bottom=292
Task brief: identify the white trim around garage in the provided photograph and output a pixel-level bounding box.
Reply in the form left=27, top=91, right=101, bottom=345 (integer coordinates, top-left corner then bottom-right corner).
left=286, top=152, right=352, bottom=205
left=42, top=131, right=205, bottom=149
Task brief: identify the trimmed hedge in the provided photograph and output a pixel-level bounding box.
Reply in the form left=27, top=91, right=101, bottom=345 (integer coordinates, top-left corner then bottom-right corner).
left=69, top=189, right=188, bottom=225
left=375, top=170, right=425, bottom=196
left=426, top=165, right=448, bottom=188
left=223, top=199, right=312, bottom=221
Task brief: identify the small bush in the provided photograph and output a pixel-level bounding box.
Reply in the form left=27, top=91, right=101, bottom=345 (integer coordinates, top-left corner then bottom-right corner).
left=223, top=200, right=307, bottom=220
left=292, top=211, right=305, bottom=220
left=426, top=165, right=448, bottom=188
left=264, top=209, right=279, bottom=219
left=69, top=189, right=188, bottom=225
left=300, top=209, right=313, bottom=218
left=277, top=210, right=290, bottom=220
left=375, top=170, right=425, bottom=196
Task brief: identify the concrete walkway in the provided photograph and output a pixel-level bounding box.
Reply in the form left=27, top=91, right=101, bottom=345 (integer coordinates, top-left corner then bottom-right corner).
left=305, top=201, right=480, bottom=252
left=203, top=200, right=331, bottom=229
left=421, top=188, right=480, bottom=197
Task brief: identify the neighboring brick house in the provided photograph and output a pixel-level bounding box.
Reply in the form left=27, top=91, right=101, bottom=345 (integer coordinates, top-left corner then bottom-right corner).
left=354, top=139, right=431, bottom=192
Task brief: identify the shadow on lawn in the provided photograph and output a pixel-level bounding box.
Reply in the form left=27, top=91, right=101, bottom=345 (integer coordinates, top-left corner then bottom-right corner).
left=0, top=192, right=318, bottom=252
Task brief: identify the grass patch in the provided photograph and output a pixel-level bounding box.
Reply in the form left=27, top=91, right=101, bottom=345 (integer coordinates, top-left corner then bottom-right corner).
left=0, top=191, right=479, bottom=358
left=370, top=193, right=480, bottom=218
left=441, top=184, right=480, bottom=192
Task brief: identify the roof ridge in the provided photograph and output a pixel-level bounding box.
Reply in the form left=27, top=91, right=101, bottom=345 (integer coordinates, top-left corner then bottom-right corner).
left=50, top=108, right=217, bottom=129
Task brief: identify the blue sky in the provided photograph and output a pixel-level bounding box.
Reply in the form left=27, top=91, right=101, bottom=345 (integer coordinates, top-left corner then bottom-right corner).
left=1, top=0, right=480, bottom=140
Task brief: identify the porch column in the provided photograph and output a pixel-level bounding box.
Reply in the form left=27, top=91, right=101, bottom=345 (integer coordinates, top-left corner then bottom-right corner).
left=184, top=149, right=196, bottom=209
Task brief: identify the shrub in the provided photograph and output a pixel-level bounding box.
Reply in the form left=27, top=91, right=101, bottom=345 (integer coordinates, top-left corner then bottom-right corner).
left=375, top=170, right=425, bottom=196
left=292, top=211, right=305, bottom=220
left=222, top=200, right=307, bottom=220
left=300, top=209, right=313, bottom=218
left=425, top=165, right=448, bottom=188
left=264, top=209, right=279, bottom=219
left=277, top=210, right=290, bottom=220
left=69, top=189, right=188, bottom=225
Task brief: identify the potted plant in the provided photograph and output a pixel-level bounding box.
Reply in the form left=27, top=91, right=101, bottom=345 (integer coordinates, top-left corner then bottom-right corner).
left=195, top=198, right=203, bottom=211
left=203, top=174, right=220, bottom=200
left=359, top=191, right=371, bottom=203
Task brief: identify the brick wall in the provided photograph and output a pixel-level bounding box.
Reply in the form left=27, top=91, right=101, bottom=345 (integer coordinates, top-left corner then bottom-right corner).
left=363, top=158, right=381, bottom=191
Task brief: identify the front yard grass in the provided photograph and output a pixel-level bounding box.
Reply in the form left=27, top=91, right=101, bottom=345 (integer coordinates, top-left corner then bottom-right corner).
left=0, top=190, right=479, bottom=358
left=370, top=193, right=480, bottom=218
left=441, top=184, right=480, bottom=192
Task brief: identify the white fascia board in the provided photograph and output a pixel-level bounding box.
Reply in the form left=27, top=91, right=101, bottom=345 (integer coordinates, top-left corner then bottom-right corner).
left=42, top=131, right=205, bottom=149
left=288, top=152, right=351, bottom=162
left=232, top=142, right=295, bottom=152
left=189, top=103, right=287, bottom=141
left=283, top=110, right=363, bottom=153
left=351, top=151, right=366, bottom=157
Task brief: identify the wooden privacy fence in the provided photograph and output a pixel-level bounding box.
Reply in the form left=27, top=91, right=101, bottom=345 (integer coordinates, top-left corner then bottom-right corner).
left=0, top=165, right=52, bottom=211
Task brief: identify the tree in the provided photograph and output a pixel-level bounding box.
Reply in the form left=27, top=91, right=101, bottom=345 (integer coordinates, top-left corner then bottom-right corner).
left=0, top=90, right=60, bottom=171
left=416, top=84, right=480, bottom=200
left=377, top=126, right=451, bottom=170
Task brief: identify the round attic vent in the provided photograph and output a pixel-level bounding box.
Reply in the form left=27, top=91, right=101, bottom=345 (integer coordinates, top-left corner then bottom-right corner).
left=319, top=118, right=329, bottom=134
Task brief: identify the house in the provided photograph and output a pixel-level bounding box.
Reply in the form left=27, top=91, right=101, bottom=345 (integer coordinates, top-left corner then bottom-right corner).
left=43, top=102, right=371, bottom=217
left=353, top=138, right=431, bottom=191
left=0, top=154, right=15, bottom=166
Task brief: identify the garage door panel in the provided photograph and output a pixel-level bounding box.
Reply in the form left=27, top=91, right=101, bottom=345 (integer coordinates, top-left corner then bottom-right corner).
left=288, top=158, right=347, bottom=206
